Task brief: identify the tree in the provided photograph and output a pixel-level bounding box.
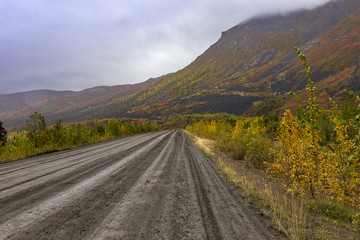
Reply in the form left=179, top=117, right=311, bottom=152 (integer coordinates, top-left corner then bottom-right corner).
left=269, top=110, right=320, bottom=198
left=106, top=120, right=120, bottom=137
left=294, top=47, right=321, bottom=131
left=0, top=120, right=7, bottom=146
left=51, top=119, right=65, bottom=146
left=26, top=112, right=47, bottom=148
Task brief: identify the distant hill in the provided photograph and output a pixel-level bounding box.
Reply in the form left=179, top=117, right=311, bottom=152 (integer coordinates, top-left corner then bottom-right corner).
left=2, top=0, right=360, bottom=128
left=1, top=77, right=161, bottom=128
left=0, top=90, right=74, bottom=113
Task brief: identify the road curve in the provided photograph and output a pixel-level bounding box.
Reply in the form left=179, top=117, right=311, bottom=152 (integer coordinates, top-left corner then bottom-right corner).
left=0, top=131, right=279, bottom=239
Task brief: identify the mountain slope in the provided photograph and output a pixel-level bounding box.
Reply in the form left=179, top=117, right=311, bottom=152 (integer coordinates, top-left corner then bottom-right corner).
left=2, top=0, right=360, bottom=128
left=89, top=0, right=360, bottom=118
left=0, top=90, right=74, bottom=113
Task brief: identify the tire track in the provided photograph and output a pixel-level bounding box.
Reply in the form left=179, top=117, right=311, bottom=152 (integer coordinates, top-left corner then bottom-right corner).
left=184, top=133, right=222, bottom=239
left=89, top=131, right=177, bottom=239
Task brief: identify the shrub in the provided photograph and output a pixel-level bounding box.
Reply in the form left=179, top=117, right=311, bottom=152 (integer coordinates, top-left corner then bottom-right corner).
left=244, top=130, right=273, bottom=169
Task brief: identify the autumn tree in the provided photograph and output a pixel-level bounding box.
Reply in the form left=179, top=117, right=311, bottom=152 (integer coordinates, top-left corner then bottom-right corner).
left=269, top=110, right=321, bottom=197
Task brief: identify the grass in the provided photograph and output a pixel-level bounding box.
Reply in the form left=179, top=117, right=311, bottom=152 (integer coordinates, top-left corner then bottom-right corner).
left=307, top=200, right=354, bottom=224
left=186, top=130, right=360, bottom=240
left=214, top=153, right=307, bottom=239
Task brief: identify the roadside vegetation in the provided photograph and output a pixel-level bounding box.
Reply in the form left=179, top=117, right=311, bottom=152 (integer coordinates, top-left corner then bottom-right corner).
left=0, top=114, right=158, bottom=163
left=186, top=48, right=360, bottom=239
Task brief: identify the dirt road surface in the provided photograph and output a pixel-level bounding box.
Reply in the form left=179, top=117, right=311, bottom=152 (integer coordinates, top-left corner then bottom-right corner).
left=0, top=131, right=280, bottom=239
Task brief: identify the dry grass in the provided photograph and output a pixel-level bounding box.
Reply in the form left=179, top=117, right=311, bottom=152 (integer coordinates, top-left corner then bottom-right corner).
left=187, top=131, right=216, bottom=157
left=215, top=153, right=307, bottom=239
left=185, top=130, right=359, bottom=240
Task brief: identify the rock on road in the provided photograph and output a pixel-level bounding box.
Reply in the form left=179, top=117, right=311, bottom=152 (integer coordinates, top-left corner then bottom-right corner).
left=0, top=131, right=279, bottom=239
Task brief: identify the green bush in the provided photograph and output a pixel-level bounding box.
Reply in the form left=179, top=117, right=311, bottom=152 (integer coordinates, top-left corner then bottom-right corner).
left=244, top=132, right=273, bottom=169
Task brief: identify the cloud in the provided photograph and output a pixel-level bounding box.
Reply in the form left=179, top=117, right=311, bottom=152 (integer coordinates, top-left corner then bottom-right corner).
left=0, top=0, right=331, bottom=93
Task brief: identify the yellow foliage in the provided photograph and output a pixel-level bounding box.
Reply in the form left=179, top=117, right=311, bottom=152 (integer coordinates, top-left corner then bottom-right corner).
left=269, top=109, right=360, bottom=223
left=269, top=110, right=320, bottom=198
left=318, top=117, right=360, bottom=209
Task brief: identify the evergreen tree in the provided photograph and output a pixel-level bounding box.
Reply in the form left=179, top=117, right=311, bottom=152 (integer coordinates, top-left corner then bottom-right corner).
left=0, top=120, right=7, bottom=146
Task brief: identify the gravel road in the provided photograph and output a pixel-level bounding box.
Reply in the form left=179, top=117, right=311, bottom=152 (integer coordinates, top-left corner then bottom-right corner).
left=0, top=131, right=280, bottom=239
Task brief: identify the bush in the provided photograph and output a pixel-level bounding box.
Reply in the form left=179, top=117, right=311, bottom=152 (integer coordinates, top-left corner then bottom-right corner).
left=245, top=131, right=273, bottom=169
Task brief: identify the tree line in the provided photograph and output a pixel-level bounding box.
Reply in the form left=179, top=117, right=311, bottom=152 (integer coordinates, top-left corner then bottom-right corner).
left=0, top=113, right=158, bottom=163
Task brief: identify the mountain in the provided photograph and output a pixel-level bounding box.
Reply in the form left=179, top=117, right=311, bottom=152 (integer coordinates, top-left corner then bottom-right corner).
left=0, top=90, right=74, bottom=113
left=2, top=0, right=360, bottom=128
left=121, top=0, right=360, bottom=116
left=0, top=77, right=161, bottom=128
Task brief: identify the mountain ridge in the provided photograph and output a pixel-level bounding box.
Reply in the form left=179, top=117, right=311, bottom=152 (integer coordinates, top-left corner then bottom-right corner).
left=2, top=0, right=360, bottom=128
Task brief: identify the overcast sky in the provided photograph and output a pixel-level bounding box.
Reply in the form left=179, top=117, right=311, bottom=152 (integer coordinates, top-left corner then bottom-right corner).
left=0, top=0, right=331, bottom=94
